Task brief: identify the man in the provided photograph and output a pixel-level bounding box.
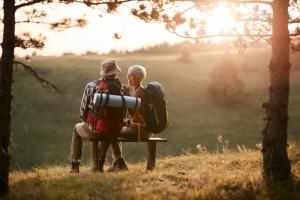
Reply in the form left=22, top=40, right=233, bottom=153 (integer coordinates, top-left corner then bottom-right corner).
left=98, top=65, right=149, bottom=172
left=70, top=59, right=125, bottom=173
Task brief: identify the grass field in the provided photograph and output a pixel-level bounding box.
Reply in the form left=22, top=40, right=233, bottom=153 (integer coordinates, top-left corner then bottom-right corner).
left=4, top=142, right=300, bottom=200
left=11, top=47, right=300, bottom=170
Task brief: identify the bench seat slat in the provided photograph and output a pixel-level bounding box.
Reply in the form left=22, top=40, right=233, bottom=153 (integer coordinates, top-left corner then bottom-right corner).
left=149, top=138, right=168, bottom=142
left=89, top=137, right=168, bottom=142
left=88, top=137, right=167, bottom=142
left=117, top=137, right=168, bottom=142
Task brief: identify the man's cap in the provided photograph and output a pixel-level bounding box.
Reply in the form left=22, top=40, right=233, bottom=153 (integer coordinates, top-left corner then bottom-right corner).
left=99, top=59, right=121, bottom=76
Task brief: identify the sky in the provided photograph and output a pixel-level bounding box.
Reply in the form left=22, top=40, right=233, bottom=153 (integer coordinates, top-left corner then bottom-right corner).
left=4, top=1, right=258, bottom=57
left=12, top=3, right=184, bottom=56
left=1, top=1, right=299, bottom=57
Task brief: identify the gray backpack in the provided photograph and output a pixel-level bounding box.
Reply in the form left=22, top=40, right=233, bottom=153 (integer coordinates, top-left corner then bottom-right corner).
left=145, top=82, right=169, bottom=133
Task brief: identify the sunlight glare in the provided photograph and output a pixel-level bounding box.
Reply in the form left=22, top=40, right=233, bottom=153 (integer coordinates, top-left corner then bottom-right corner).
left=205, top=4, right=237, bottom=35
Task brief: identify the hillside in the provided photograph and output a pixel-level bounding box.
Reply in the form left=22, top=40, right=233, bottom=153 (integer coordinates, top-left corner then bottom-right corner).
left=11, top=48, right=300, bottom=169
left=4, top=142, right=300, bottom=200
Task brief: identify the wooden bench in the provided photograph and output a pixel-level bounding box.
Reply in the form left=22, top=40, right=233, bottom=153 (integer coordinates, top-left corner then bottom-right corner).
left=89, top=137, right=167, bottom=171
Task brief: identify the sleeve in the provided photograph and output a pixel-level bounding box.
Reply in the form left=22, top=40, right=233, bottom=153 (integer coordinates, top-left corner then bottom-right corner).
left=128, top=88, right=145, bottom=114
left=79, top=82, right=93, bottom=120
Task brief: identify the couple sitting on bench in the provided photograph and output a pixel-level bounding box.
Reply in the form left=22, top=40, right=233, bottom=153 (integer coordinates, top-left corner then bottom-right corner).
left=70, top=59, right=149, bottom=173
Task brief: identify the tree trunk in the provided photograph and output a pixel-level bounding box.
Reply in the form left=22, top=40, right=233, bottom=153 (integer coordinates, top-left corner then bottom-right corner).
left=262, top=0, right=291, bottom=181
left=0, top=0, right=15, bottom=196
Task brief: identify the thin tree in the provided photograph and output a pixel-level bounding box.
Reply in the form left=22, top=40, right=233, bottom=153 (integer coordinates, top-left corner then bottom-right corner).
left=130, top=0, right=300, bottom=180
left=0, top=0, right=137, bottom=195
left=261, top=0, right=292, bottom=181
left=1, top=0, right=300, bottom=195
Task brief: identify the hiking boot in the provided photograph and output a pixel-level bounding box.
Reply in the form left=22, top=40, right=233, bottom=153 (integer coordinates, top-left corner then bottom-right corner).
left=107, top=160, right=118, bottom=172
left=70, top=161, right=80, bottom=174
left=107, top=158, right=128, bottom=173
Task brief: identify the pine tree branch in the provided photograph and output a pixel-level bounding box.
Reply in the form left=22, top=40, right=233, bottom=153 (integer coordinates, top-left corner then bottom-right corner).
left=15, top=34, right=45, bottom=49
left=236, top=18, right=300, bottom=24
left=191, top=0, right=273, bottom=6
left=180, top=5, right=197, bottom=15
left=16, top=20, right=56, bottom=25
left=234, top=19, right=300, bottom=25
left=15, top=0, right=45, bottom=10
left=71, top=0, right=136, bottom=5
left=15, top=0, right=274, bottom=12
left=170, top=30, right=272, bottom=39
left=290, top=19, right=300, bottom=24
left=15, top=18, right=87, bottom=31
left=291, top=33, right=300, bottom=37
left=16, top=0, right=137, bottom=9
left=237, top=18, right=272, bottom=23
left=168, top=29, right=300, bottom=39
left=13, top=61, right=65, bottom=95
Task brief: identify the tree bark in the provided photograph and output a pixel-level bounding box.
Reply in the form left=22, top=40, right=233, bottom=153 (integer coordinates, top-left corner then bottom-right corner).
left=0, top=0, right=15, bottom=196
left=262, top=0, right=291, bottom=181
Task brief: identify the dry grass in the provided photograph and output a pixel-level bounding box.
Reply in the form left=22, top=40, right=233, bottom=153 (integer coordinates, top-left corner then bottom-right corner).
left=5, top=142, right=300, bottom=200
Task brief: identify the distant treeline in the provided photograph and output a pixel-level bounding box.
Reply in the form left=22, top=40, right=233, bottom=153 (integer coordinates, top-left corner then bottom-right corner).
left=111, top=41, right=240, bottom=55
left=126, top=42, right=215, bottom=54
left=79, top=41, right=266, bottom=56
left=64, top=36, right=300, bottom=57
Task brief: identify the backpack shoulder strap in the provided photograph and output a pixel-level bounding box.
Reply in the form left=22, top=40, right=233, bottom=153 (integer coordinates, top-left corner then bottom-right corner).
left=131, top=85, right=147, bottom=127
left=93, top=79, right=102, bottom=85
left=132, top=85, right=145, bottom=95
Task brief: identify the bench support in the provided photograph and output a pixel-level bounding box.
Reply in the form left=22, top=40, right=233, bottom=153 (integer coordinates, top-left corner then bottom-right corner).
left=146, top=141, right=156, bottom=171
left=88, top=137, right=167, bottom=171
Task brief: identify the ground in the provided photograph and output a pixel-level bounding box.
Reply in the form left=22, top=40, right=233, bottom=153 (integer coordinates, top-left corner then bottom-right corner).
left=5, top=142, right=300, bottom=200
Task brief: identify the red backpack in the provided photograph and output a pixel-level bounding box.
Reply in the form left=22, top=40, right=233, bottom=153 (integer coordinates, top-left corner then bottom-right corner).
left=80, top=78, right=124, bottom=138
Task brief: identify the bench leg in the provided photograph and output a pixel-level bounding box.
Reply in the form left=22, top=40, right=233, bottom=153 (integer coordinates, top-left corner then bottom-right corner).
left=146, top=141, right=156, bottom=171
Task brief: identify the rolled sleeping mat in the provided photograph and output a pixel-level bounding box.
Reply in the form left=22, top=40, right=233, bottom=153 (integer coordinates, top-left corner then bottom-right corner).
left=93, top=93, right=141, bottom=109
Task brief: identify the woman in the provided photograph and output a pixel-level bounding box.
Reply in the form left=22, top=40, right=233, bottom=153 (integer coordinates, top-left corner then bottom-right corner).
left=98, top=65, right=149, bottom=172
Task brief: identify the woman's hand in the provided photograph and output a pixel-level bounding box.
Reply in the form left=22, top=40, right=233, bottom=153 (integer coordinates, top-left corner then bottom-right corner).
left=122, top=84, right=130, bottom=96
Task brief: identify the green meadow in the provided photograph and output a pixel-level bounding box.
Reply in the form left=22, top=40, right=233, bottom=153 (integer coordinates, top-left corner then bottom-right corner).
left=11, top=47, right=300, bottom=170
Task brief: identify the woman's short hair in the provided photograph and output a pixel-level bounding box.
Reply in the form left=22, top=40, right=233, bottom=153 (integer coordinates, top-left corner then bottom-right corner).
left=128, top=65, right=147, bottom=82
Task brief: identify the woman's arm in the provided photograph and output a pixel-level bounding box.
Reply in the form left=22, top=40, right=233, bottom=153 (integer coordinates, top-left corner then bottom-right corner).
left=128, top=88, right=145, bottom=115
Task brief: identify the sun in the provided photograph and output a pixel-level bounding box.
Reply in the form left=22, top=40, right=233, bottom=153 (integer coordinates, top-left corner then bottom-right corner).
left=205, top=4, right=238, bottom=36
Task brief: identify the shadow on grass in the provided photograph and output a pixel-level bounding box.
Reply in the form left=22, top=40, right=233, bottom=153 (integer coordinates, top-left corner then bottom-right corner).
left=5, top=172, right=126, bottom=200
left=209, top=178, right=300, bottom=200
left=5, top=175, right=300, bottom=200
